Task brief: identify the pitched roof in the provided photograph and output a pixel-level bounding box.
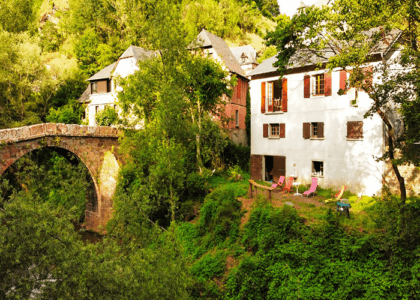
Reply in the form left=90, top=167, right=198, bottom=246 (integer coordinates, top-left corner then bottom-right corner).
left=230, top=45, right=258, bottom=66
left=87, top=62, right=116, bottom=81
left=313, top=0, right=333, bottom=8
left=248, top=55, right=278, bottom=76
left=78, top=85, right=91, bottom=102
left=119, top=45, right=156, bottom=61
left=248, top=27, right=402, bottom=77
left=87, top=46, right=156, bottom=82
left=196, top=29, right=246, bottom=78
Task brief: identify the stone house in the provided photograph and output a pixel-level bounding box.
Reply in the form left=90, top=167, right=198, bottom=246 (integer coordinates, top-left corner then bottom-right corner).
left=195, top=29, right=252, bottom=146
left=247, top=28, right=414, bottom=196
left=78, top=46, right=155, bottom=126
left=80, top=31, right=253, bottom=146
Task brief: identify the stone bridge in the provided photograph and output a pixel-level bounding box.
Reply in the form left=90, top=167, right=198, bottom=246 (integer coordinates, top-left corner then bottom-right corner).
left=0, top=123, right=121, bottom=231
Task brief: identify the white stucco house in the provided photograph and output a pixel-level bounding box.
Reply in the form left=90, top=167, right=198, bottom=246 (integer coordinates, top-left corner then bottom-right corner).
left=79, top=46, right=155, bottom=126
left=248, top=28, right=402, bottom=196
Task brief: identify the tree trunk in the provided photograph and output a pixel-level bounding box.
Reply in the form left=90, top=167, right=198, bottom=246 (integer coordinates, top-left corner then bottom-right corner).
left=378, top=108, right=407, bottom=202
left=196, top=100, right=203, bottom=172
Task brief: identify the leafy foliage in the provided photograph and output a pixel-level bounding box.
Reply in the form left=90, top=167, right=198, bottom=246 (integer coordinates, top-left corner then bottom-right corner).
left=46, top=100, right=84, bottom=124
left=95, top=105, right=119, bottom=126
left=0, top=148, right=192, bottom=299
left=190, top=251, right=226, bottom=283
left=198, top=186, right=243, bottom=246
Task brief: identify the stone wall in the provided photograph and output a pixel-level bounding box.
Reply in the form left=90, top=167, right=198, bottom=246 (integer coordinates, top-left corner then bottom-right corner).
left=384, top=160, right=420, bottom=196
left=0, top=123, right=121, bottom=232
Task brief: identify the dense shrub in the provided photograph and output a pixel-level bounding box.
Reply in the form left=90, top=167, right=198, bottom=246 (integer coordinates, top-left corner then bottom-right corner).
left=198, top=186, right=243, bottom=246
left=190, top=251, right=225, bottom=283
left=224, top=201, right=420, bottom=299
left=95, top=106, right=119, bottom=126
left=222, top=141, right=250, bottom=172
left=46, top=102, right=84, bottom=124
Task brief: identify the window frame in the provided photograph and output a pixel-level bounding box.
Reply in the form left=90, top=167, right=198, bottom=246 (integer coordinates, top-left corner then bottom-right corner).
left=312, top=160, right=324, bottom=177
left=264, top=80, right=283, bottom=113
left=91, top=82, right=98, bottom=94
left=267, top=81, right=273, bottom=108
left=312, top=122, right=318, bottom=138
left=235, top=110, right=239, bottom=127
left=270, top=123, right=280, bottom=138
left=312, top=73, right=325, bottom=96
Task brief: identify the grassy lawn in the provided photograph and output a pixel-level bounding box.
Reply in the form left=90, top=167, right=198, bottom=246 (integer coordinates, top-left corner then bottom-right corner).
left=208, top=171, right=381, bottom=231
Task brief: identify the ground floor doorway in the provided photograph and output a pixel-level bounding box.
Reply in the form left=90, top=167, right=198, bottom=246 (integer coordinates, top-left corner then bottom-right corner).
left=264, top=155, right=286, bottom=182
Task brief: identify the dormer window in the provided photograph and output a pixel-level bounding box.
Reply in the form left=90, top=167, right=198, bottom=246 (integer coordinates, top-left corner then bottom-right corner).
left=241, top=53, right=247, bottom=64
left=91, top=79, right=111, bottom=94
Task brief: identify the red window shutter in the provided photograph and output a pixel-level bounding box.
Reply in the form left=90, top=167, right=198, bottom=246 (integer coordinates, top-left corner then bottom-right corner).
left=280, top=123, right=285, bottom=138
left=339, top=70, right=347, bottom=94
left=263, top=124, right=269, bottom=138
left=303, top=123, right=310, bottom=139
left=237, top=78, right=241, bottom=100
left=318, top=122, right=324, bottom=138
left=282, top=78, right=288, bottom=112
left=325, top=72, right=332, bottom=96
left=261, top=82, right=266, bottom=113
left=304, top=75, right=310, bottom=98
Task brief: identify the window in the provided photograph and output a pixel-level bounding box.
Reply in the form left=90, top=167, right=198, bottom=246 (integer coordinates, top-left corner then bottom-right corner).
left=304, top=73, right=332, bottom=98
left=312, top=161, right=324, bottom=177
left=264, top=123, right=285, bottom=138
left=261, top=79, right=287, bottom=113
left=270, top=124, right=279, bottom=137
left=303, top=122, right=324, bottom=139
left=347, top=121, right=363, bottom=139
left=235, top=110, right=239, bottom=127
left=107, top=79, right=112, bottom=93
left=92, top=82, right=98, bottom=94
left=313, top=74, right=324, bottom=95
left=312, top=122, right=318, bottom=137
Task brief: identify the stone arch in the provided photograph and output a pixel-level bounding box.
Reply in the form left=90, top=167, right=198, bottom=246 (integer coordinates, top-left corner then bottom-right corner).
left=1, top=145, right=102, bottom=215
left=0, top=124, right=121, bottom=231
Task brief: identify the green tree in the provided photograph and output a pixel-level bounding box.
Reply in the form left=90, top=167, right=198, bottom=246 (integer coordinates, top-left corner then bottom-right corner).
left=0, top=31, right=48, bottom=127
left=94, top=105, right=119, bottom=126
left=266, top=0, right=420, bottom=202
left=117, top=0, right=233, bottom=171
left=46, top=101, right=84, bottom=124
left=0, top=148, right=192, bottom=298
left=0, top=0, right=36, bottom=33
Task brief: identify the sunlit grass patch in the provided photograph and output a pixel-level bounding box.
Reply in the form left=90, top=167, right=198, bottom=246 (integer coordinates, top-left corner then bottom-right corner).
left=208, top=172, right=250, bottom=198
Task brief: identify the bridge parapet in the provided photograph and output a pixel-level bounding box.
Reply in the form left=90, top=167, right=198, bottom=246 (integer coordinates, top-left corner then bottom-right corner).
left=0, top=123, right=120, bottom=144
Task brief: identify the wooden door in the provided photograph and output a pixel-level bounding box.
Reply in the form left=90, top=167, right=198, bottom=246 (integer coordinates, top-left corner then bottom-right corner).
left=272, top=156, right=286, bottom=183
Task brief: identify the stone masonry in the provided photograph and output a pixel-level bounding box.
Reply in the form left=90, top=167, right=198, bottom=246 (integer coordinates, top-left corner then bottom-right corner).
left=0, top=123, right=121, bottom=232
